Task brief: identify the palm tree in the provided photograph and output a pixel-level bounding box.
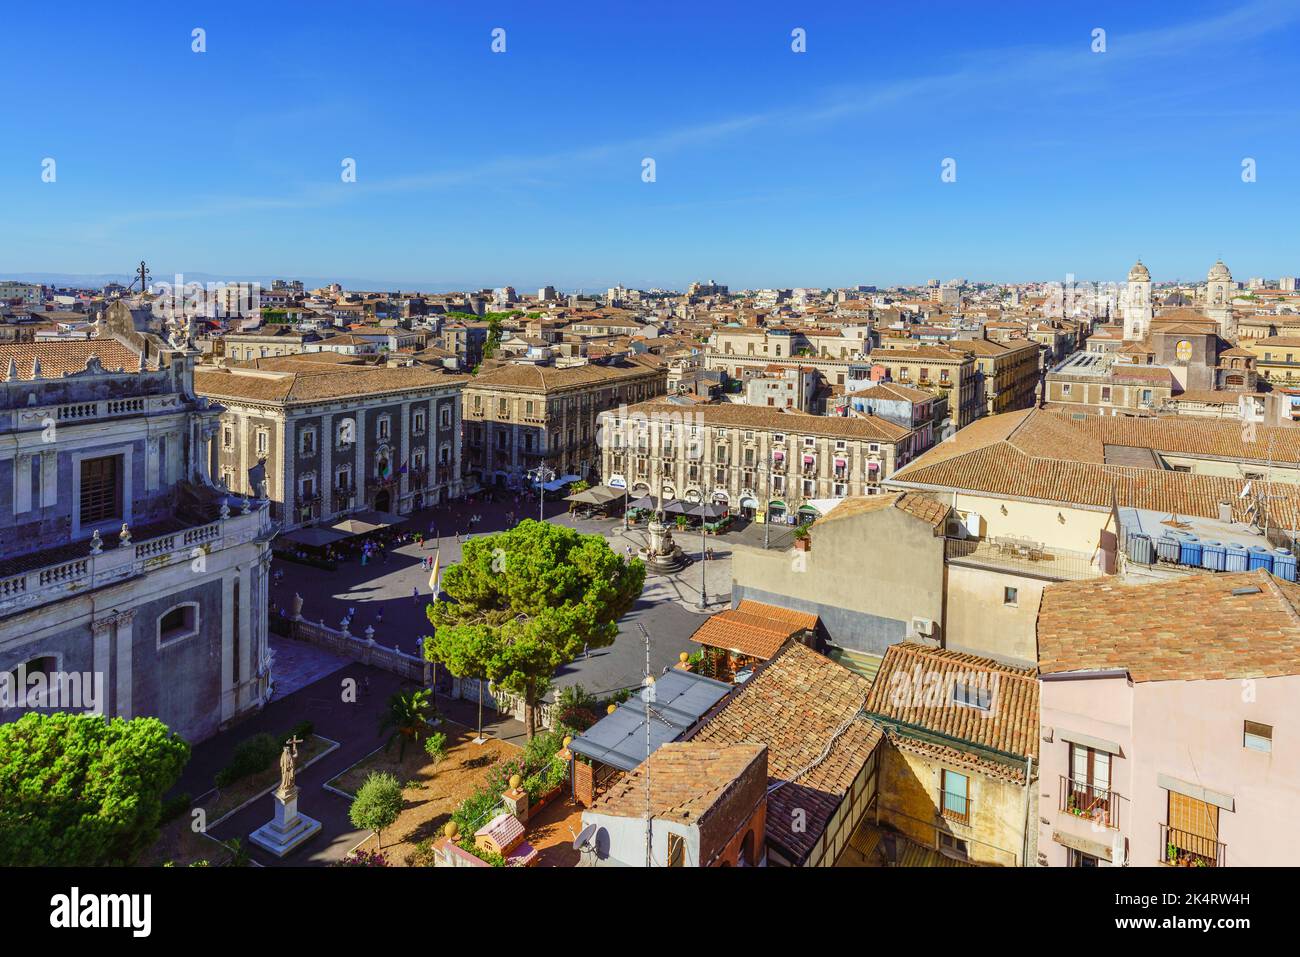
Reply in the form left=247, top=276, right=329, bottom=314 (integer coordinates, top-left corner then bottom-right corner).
left=378, top=688, right=434, bottom=760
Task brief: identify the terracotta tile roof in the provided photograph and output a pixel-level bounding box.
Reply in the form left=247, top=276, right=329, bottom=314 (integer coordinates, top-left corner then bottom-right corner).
left=689, top=600, right=818, bottom=660
left=871, top=345, right=971, bottom=363
left=0, top=339, right=141, bottom=378
left=195, top=362, right=467, bottom=405
left=623, top=400, right=912, bottom=442
left=688, top=642, right=881, bottom=864
left=814, top=491, right=950, bottom=531
left=1037, top=569, right=1300, bottom=681
left=853, top=381, right=935, bottom=403
left=590, top=742, right=766, bottom=823
left=890, top=408, right=1300, bottom=525
left=464, top=360, right=662, bottom=393
left=864, top=643, right=1039, bottom=783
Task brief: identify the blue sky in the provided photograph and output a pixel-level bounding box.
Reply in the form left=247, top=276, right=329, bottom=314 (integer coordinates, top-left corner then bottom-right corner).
left=2, top=0, right=1298, bottom=290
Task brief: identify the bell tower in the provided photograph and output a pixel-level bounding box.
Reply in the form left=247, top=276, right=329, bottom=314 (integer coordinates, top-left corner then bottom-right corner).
left=1122, top=259, right=1152, bottom=341
left=1205, top=259, right=1236, bottom=340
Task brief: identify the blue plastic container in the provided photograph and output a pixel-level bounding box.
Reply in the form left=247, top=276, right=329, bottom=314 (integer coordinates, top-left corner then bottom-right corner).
left=1156, top=536, right=1181, bottom=563
left=1201, top=542, right=1226, bottom=572
left=1225, top=544, right=1249, bottom=572
left=1179, top=536, right=1202, bottom=567
left=1248, top=545, right=1274, bottom=573
left=1273, top=550, right=1297, bottom=582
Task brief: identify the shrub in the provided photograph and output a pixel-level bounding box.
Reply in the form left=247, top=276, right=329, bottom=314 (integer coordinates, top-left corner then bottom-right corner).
left=456, top=836, right=506, bottom=867
left=215, top=732, right=280, bottom=788
left=333, top=848, right=390, bottom=867
left=424, top=732, right=448, bottom=775
left=160, top=792, right=192, bottom=824
left=557, top=705, right=597, bottom=732
left=407, top=840, right=438, bottom=867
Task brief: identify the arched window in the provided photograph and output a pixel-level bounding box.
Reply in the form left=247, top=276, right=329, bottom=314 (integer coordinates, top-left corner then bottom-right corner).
left=157, top=602, right=200, bottom=646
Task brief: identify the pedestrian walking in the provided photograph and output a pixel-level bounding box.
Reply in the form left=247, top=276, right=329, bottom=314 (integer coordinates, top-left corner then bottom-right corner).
left=412, top=586, right=420, bottom=605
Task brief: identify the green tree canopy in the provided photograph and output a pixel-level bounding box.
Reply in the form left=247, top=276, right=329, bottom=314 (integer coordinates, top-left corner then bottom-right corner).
left=0, top=712, right=190, bottom=866
left=425, top=519, right=644, bottom=736
left=348, top=772, right=404, bottom=847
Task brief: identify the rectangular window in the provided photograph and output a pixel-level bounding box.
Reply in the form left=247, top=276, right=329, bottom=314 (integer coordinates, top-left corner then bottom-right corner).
left=79, top=455, right=121, bottom=525
left=1244, top=720, right=1273, bottom=753
left=941, top=770, right=969, bottom=821
left=667, top=833, right=685, bottom=867
left=952, top=681, right=992, bottom=711
left=1069, top=743, right=1111, bottom=792
left=1003, top=586, right=1018, bottom=606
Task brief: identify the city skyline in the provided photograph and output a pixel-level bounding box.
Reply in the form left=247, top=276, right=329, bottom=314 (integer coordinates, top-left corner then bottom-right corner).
left=4, top=0, right=1300, bottom=288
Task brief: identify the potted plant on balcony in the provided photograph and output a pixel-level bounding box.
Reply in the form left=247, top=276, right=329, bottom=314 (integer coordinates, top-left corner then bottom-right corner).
left=793, top=525, right=811, bottom=551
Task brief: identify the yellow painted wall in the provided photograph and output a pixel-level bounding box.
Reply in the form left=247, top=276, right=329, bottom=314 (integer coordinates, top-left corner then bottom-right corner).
left=877, top=742, right=1029, bottom=867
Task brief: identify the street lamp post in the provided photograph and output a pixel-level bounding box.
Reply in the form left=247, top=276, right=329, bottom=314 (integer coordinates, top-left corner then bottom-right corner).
left=699, top=509, right=708, bottom=610
left=528, top=463, right=556, bottom=523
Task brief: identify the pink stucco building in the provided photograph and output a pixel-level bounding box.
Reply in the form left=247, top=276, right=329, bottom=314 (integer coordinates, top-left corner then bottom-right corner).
left=1035, top=569, right=1300, bottom=867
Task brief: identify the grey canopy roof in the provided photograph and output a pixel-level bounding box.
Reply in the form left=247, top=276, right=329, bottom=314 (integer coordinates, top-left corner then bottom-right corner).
left=567, top=669, right=733, bottom=772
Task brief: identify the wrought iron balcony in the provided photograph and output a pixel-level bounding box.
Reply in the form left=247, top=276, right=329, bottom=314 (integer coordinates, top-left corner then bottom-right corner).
left=1059, top=776, right=1120, bottom=830
left=1160, top=824, right=1225, bottom=868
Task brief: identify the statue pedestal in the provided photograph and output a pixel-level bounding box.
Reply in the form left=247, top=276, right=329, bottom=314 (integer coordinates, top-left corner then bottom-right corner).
left=639, top=519, right=685, bottom=571
left=248, top=785, right=322, bottom=858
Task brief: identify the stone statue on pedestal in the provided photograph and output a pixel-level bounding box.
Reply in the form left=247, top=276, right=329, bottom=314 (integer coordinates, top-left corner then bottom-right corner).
left=279, top=735, right=301, bottom=794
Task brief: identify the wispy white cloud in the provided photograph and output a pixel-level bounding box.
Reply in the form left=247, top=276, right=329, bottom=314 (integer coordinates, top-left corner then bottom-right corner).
left=81, top=0, right=1300, bottom=234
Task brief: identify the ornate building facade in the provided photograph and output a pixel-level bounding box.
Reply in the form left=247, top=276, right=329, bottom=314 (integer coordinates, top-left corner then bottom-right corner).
left=0, top=301, right=274, bottom=744
left=196, top=355, right=467, bottom=528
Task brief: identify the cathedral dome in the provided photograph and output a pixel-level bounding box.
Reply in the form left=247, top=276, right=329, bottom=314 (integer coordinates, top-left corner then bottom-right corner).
left=1208, top=260, right=1233, bottom=281
left=1128, top=260, right=1150, bottom=282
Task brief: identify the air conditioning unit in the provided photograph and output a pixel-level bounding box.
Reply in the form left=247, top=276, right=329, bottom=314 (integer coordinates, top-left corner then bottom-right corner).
left=911, top=617, right=935, bottom=638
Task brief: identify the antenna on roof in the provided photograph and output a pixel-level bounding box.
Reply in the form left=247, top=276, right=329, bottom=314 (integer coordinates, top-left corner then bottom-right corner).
left=637, top=620, right=653, bottom=868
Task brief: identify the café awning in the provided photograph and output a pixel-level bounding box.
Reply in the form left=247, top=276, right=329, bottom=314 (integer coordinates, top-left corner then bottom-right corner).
left=279, top=526, right=350, bottom=549
left=565, top=484, right=624, bottom=505
left=330, top=510, right=403, bottom=537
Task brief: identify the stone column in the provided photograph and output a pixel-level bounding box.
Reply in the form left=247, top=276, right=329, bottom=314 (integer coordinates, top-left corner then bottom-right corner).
left=40, top=450, right=57, bottom=508
left=399, top=402, right=410, bottom=510
left=113, top=610, right=134, bottom=720
left=320, top=412, right=334, bottom=519
left=281, top=414, right=295, bottom=526
left=221, top=570, right=236, bottom=722
left=92, top=616, right=114, bottom=717
left=355, top=408, right=367, bottom=509
left=452, top=396, right=463, bottom=497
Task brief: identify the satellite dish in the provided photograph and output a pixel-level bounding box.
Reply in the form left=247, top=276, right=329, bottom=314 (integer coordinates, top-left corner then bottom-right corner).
left=572, top=823, right=598, bottom=851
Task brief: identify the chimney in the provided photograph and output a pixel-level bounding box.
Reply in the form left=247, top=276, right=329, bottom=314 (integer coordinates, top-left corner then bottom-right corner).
left=1218, top=501, right=1233, bottom=524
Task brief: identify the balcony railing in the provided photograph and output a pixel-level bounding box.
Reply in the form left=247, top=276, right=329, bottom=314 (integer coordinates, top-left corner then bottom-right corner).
left=1160, top=824, right=1226, bottom=868
left=0, top=507, right=270, bottom=619
left=1059, top=776, right=1120, bottom=830
left=945, top=536, right=1106, bottom=581
left=939, top=792, right=971, bottom=826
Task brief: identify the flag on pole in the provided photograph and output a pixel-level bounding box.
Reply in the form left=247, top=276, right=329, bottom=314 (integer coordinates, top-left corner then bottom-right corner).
left=428, top=551, right=441, bottom=593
